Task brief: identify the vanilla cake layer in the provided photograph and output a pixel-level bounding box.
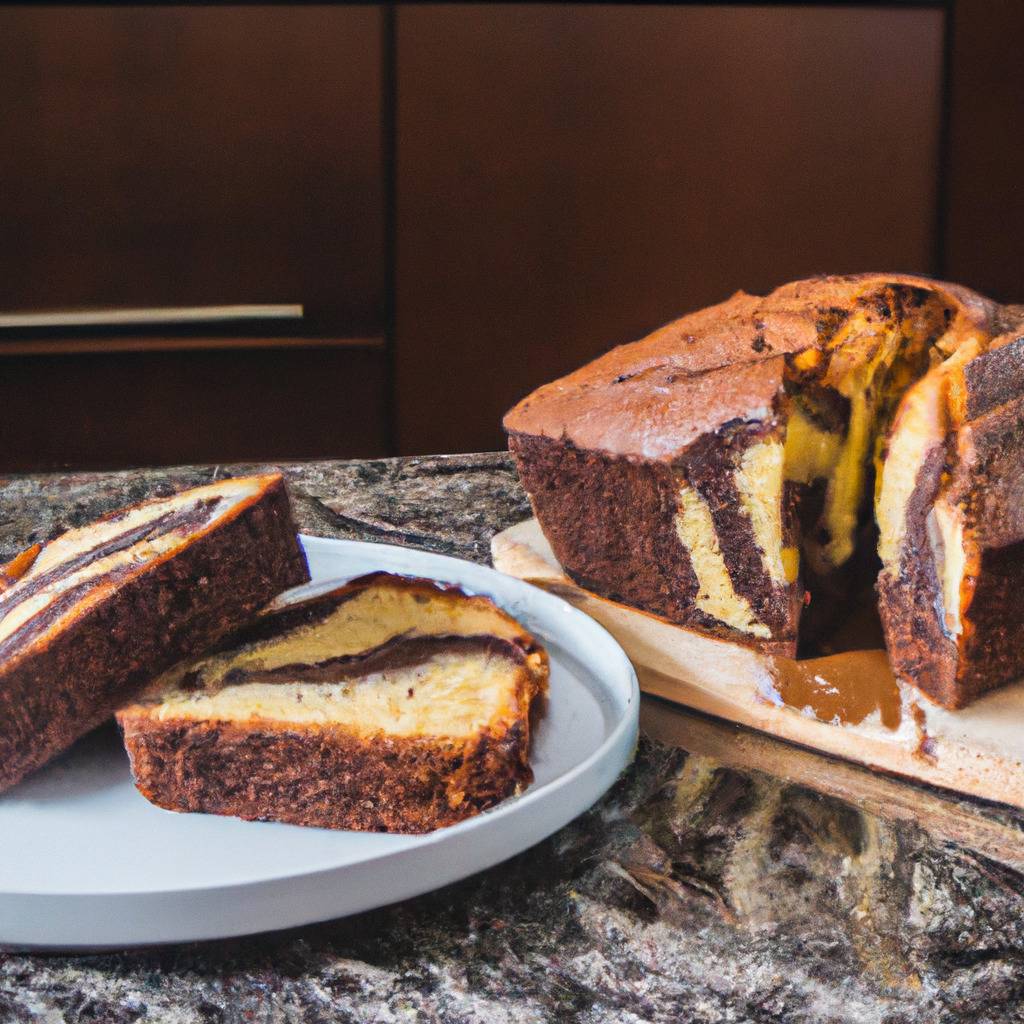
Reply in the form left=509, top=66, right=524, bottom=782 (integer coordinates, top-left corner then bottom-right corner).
left=0, top=480, right=257, bottom=653
left=150, top=647, right=528, bottom=739
left=155, top=569, right=540, bottom=695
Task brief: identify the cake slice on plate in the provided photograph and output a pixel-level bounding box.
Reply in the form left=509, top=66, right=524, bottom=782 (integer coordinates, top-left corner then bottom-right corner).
left=0, top=474, right=309, bottom=792
left=117, top=572, right=549, bottom=832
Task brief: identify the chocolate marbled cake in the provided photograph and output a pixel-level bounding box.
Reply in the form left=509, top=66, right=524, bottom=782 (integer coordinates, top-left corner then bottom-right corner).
left=117, top=572, right=549, bottom=832
left=0, top=474, right=308, bottom=792
left=506, top=274, right=1024, bottom=708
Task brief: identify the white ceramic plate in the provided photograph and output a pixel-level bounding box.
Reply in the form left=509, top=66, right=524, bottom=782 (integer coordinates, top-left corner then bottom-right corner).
left=0, top=536, right=638, bottom=950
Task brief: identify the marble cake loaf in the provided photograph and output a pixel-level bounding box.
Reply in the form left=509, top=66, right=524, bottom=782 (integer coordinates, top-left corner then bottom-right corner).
left=0, top=475, right=309, bottom=792
left=117, top=572, right=549, bottom=832
left=505, top=274, right=1024, bottom=708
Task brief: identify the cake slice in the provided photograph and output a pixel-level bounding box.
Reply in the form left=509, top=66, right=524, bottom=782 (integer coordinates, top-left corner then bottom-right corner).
left=0, top=474, right=309, bottom=792
left=506, top=274, right=1024, bottom=707
left=117, top=572, right=549, bottom=832
left=877, top=316, right=1024, bottom=707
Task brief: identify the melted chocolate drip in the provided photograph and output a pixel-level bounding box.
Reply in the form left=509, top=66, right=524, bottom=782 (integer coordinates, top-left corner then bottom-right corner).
left=769, top=649, right=902, bottom=730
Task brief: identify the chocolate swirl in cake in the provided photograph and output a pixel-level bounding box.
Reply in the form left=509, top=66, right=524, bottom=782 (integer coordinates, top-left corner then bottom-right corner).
left=0, top=498, right=219, bottom=659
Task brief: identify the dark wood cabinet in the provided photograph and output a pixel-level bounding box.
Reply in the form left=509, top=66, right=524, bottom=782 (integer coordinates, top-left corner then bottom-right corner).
left=395, top=4, right=945, bottom=454
left=1, top=3, right=1020, bottom=469
left=0, top=5, right=387, bottom=469
left=2, top=346, right=388, bottom=472
left=0, top=5, right=384, bottom=337
left=942, top=0, right=1024, bottom=303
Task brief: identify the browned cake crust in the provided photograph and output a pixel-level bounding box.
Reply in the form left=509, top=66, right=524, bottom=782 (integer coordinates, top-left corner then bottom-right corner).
left=506, top=273, right=1024, bottom=707
left=117, top=573, right=549, bottom=833
left=505, top=274, right=989, bottom=459
left=0, top=475, right=309, bottom=792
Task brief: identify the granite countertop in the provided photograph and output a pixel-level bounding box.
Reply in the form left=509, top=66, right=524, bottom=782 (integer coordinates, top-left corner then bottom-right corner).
left=2, top=453, right=1024, bottom=1024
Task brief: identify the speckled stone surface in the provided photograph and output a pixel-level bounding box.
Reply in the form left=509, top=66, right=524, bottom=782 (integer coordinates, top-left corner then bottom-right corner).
left=2, top=454, right=1024, bottom=1024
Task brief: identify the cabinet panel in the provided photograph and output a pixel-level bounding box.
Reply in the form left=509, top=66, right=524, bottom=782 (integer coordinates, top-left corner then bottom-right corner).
left=0, top=5, right=384, bottom=338
left=396, top=4, right=944, bottom=454
left=0, top=347, right=388, bottom=471
left=943, top=0, right=1024, bottom=302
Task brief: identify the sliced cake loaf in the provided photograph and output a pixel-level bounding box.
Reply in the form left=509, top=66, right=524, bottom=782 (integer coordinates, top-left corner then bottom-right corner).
left=0, top=474, right=308, bottom=792
left=117, top=572, right=549, bottom=832
left=506, top=274, right=1024, bottom=707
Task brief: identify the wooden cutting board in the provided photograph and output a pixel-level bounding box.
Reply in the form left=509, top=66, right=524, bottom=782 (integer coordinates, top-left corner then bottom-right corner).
left=492, top=518, right=1024, bottom=815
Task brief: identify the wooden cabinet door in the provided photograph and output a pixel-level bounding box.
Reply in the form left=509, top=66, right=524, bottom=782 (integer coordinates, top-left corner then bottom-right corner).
left=1, top=347, right=388, bottom=472
left=943, top=0, right=1024, bottom=302
left=0, top=4, right=384, bottom=338
left=0, top=5, right=387, bottom=469
left=396, top=4, right=945, bottom=454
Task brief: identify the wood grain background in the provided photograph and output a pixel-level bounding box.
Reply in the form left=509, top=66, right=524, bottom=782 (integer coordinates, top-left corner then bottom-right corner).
left=0, top=2, right=1021, bottom=469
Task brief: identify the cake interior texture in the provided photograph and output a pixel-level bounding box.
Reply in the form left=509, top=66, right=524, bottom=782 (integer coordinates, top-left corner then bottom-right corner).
left=0, top=474, right=309, bottom=792
left=154, top=650, right=527, bottom=738
left=505, top=274, right=1024, bottom=708
left=118, top=573, right=549, bottom=832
